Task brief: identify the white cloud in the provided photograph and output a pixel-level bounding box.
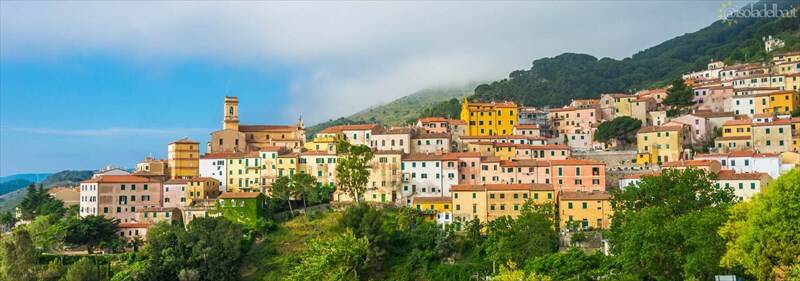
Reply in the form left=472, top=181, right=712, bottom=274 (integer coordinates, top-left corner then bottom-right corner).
left=0, top=1, right=726, bottom=123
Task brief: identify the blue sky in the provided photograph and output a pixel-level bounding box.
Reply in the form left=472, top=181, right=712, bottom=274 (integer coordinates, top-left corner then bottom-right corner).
left=0, top=1, right=734, bottom=175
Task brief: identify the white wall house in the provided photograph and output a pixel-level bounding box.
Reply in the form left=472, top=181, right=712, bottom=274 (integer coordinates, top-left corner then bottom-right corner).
left=200, top=157, right=227, bottom=192
left=694, top=151, right=792, bottom=179
left=401, top=154, right=459, bottom=205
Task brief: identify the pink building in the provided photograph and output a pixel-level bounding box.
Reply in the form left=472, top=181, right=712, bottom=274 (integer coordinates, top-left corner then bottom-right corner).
left=670, top=114, right=709, bottom=147
left=549, top=159, right=606, bottom=192
left=498, top=159, right=551, bottom=185
left=448, top=152, right=482, bottom=185
left=163, top=179, right=188, bottom=208
left=79, top=175, right=163, bottom=223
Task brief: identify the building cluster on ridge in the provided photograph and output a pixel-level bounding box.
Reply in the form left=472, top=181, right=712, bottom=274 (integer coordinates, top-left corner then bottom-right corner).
left=76, top=50, right=800, bottom=241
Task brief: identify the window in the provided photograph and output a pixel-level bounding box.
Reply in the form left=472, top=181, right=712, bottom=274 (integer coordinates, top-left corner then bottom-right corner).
left=568, top=202, right=573, bottom=209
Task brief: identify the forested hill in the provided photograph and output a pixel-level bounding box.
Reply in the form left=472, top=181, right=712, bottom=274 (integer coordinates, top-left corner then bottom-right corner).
left=470, top=0, right=800, bottom=108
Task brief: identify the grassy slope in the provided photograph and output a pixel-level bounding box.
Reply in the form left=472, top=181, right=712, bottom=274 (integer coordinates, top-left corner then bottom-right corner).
left=241, top=211, right=342, bottom=281
left=305, top=83, right=477, bottom=139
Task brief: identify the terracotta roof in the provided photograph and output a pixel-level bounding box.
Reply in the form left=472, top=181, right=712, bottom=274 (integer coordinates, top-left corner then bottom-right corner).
left=188, top=177, right=220, bottom=183
left=716, top=171, right=770, bottom=181
left=499, top=159, right=550, bottom=167
left=418, top=117, right=449, bottom=123
left=638, top=125, right=684, bottom=134
left=403, top=153, right=446, bottom=161
left=548, top=107, right=577, bottom=113
left=752, top=119, right=792, bottom=126
left=164, top=179, right=190, bottom=184
left=451, top=183, right=553, bottom=192
left=694, top=111, right=735, bottom=118
left=467, top=101, right=517, bottom=108
left=559, top=191, right=610, bottom=200
left=723, top=119, right=752, bottom=126
left=448, top=119, right=467, bottom=125
left=528, top=144, right=570, bottom=150
left=82, top=175, right=159, bottom=184
left=514, top=124, right=540, bottom=129
left=439, top=152, right=482, bottom=160
left=201, top=152, right=247, bottom=159
left=219, top=192, right=262, bottom=199
left=374, top=127, right=414, bottom=135
left=300, top=151, right=337, bottom=156
left=412, top=196, right=452, bottom=204
left=47, top=187, right=79, bottom=194
left=662, top=160, right=717, bottom=167
left=414, top=133, right=450, bottom=139
left=170, top=137, right=199, bottom=145
left=320, top=124, right=380, bottom=133
left=239, top=125, right=297, bottom=132
left=481, top=156, right=502, bottom=163
left=549, top=159, right=604, bottom=166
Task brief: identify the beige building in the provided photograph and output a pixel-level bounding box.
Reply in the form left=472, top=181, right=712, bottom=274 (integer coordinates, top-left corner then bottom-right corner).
left=558, top=191, right=612, bottom=230
left=451, top=183, right=555, bottom=223
left=752, top=119, right=794, bottom=153
left=210, top=96, right=305, bottom=153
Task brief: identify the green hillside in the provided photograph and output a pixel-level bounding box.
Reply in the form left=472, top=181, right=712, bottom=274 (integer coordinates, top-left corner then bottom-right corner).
left=306, top=83, right=477, bottom=139
left=0, top=170, right=92, bottom=212
left=469, top=0, right=799, bottom=107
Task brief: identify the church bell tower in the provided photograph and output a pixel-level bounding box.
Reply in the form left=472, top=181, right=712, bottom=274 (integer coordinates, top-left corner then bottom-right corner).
left=223, top=96, right=239, bottom=130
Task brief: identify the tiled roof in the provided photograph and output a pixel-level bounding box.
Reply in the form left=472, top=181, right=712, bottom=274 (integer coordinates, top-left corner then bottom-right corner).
left=164, top=179, right=190, bottom=184
left=82, top=175, right=159, bottom=184
left=716, top=171, right=770, bottom=181
left=694, top=111, right=735, bottom=118
left=560, top=191, right=610, bottom=200
left=752, top=119, right=792, bottom=126
left=723, top=119, right=752, bottom=126
left=170, top=137, right=199, bottom=144
left=548, top=107, right=577, bottom=113
left=219, top=192, right=262, bottom=199
left=499, top=159, right=550, bottom=167
left=715, top=136, right=751, bottom=141
left=451, top=183, right=553, bottom=192
left=403, top=153, right=446, bottom=161
left=414, top=133, right=450, bottom=139
left=117, top=221, right=151, bottom=228
left=201, top=152, right=247, bottom=159
left=418, top=117, right=449, bottom=123
left=239, top=125, right=297, bottom=132
left=320, top=124, right=380, bottom=133
left=637, top=125, right=684, bottom=134
left=549, top=159, right=604, bottom=166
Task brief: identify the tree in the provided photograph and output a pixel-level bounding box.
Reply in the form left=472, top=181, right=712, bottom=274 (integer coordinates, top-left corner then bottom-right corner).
left=271, top=176, right=295, bottom=215
left=289, top=229, right=369, bottom=281
left=26, top=214, right=66, bottom=253
left=18, top=184, right=66, bottom=220
left=485, top=202, right=559, bottom=267
left=64, top=257, right=104, bottom=281
left=0, top=228, right=38, bottom=281
left=719, top=169, right=800, bottom=281
left=607, top=168, right=735, bottom=280
left=525, top=247, right=615, bottom=281
left=494, top=262, right=553, bottom=281
left=335, top=141, right=374, bottom=204
left=593, top=116, right=642, bottom=146
left=64, top=215, right=118, bottom=254
left=0, top=211, right=15, bottom=229
left=662, top=78, right=695, bottom=109
left=293, top=172, right=320, bottom=211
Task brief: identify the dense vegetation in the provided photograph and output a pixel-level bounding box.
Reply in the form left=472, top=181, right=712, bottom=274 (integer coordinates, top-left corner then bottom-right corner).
left=1, top=169, right=799, bottom=280
left=469, top=0, right=799, bottom=108
left=593, top=117, right=642, bottom=147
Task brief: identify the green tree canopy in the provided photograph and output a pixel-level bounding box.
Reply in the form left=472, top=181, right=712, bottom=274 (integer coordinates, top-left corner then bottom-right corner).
left=64, top=257, right=104, bottom=281
left=0, top=228, right=38, bottom=281
left=64, top=215, right=118, bottom=254
left=484, top=202, right=559, bottom=267
left=593, top=116, right=642, bottom=146
left=662, top=78, right=695, bottom=109
left=289, top=229, right=369, bottom=281
left=271, top=176, right=296, bottom=215
left=18, top=184, right=66, bottom=220
left=335, top=141, right=374, bottom=204
left=608, top=168, right=735, bottom=280
left=719, top=169, right=800, bottom=281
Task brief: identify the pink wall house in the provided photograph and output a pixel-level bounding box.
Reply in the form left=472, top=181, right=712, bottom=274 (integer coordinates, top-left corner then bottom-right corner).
left=80, top=175, right=164, bottom=223
left=549, top=159, right=606, bottom=192
left=163, top=179, right=188, bottom=208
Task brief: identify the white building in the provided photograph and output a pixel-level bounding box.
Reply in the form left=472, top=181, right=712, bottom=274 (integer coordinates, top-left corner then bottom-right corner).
left=401, top=154, right=459, bottom=205
left=199, top=153, right=229, bottom=192
left=371, top=127, right=413, bottom=153
left=411, top=133, right=451, bottom=154
left=694, top=150, right=793, bottom=179
left=716, top=171, right=771, bottom=201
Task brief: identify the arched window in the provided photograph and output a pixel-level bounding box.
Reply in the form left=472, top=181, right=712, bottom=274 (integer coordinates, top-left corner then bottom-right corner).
left=229, top=106, right=234, bottom=115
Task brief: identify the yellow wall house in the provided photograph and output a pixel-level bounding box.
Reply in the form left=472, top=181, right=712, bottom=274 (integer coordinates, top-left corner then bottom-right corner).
left=460, top=98, right=518, bottom=136
left=366, top=151, right=403, bottom=204
left=558, top=191, right=612, bottom=230
left=227, top=152, right=265, bottom=193
left=186, top=177, right=221, bottom=205
left=451, top=183, right=555, bottom=223
left=715, top=119, right=753, bottom=153
left=168, top=138, right=200, bottom=179
left=766, top=91, right=799, bottom=115
left=412, top=196, right=453, bottom=224
left=636, top=125, right=687, bottom=165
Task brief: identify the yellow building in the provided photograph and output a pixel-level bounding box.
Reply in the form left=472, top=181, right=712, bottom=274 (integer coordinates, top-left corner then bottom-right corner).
left=793, top=118, right=800, bottom=151
left=614, top=95, right=635, bottom=118
left=460, top=98, right=518, bottom=136
left=299, top=151, right=338, bottom=185
left=467, top=142, right=495, bottom=156
left=763, top=91, right=799, bottom=115
left=752, top=119, right=794, bottom=153
left=715, top=119, right=753, bottom=153
left=413, top=196, right=452, bottom=224
left=226, top=152, right=265, bottom=193
left=276, top=152, right=299, bottom=178
left=135, top=155, right=168, bottom=178
left=168, top=138, right=199, bottom=179
left=186, top=177, right=221, bottom=205
left=636, top=125, right=687, bottom=164
left=786, top=73, right=800, bottom=92
left=558, top=191, right=612, bottom=230
left=451, top=183, right=554, bottom=223
left=366, top=151, right=403, bottom=204
left=493, top=143, right=517, bottom=160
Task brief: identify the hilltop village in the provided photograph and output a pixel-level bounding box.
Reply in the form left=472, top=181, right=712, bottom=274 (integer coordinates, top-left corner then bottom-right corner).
left=55, top=51, right=800, bottom=242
